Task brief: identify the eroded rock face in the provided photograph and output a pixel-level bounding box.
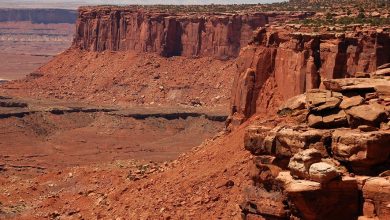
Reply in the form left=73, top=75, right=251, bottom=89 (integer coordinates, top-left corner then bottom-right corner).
left=332, top=129, right=390, bottom=174
left=230, top=28, right=390, bottom=119
left=241, top=71, right=389, bottom=219
left=73, top=7, right=268, bottom=59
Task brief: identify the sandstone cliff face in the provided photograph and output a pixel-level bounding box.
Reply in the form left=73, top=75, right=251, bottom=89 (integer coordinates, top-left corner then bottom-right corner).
left=230, top=28, right=390, bottom=119
left=73, top=7, right=268, bottom=59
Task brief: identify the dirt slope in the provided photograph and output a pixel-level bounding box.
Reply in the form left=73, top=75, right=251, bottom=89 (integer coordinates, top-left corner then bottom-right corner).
left=1, top=49, right=236, bottom=108
left=0, top=120, right=255, bottom=219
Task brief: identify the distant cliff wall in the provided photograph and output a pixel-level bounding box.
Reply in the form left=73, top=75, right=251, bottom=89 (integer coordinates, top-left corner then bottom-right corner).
left=0, top=9, right=77, bottom=24
left=73, top=7, right=269, bottom=59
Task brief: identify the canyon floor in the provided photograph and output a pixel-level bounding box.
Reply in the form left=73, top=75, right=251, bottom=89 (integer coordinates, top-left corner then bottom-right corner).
left=0, top=21, right=73, bottom=80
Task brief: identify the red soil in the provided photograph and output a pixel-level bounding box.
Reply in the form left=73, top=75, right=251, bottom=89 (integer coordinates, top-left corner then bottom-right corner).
left=2, top=49, right=236, bottom=108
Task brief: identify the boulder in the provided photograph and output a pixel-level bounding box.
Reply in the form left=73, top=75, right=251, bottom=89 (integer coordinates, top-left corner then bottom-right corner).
left=309, top=162, right=340, bottom=183
left=346, top=104, right=388, bottom=128
left=288, top=149, right=322, bottom=180
left=275, top=127, right=332, bottom=157
left=340, top=96, right=364, bottom=109
left=332, top=129, right=390, bottom=174
left=322, top=110, right=349, bottom=127
left=307, top=114, right=321, bottom=126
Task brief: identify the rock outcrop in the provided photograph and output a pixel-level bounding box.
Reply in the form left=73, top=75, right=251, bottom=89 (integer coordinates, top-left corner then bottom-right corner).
left=73, top=7, right=269, bottom=59
left=241, top=62, right=390, bottom=219
left=230, top=27, right=390, bottom=120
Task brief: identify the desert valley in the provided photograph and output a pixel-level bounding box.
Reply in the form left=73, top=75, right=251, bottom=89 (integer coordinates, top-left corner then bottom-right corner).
left=0, top=0, right=390, bottom=219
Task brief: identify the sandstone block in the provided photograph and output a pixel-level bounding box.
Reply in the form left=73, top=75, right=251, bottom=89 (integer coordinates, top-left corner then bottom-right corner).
left=340, top=96, right=364, bottom=109
left=346, top=104, right=388, bottom=128
left=332, top=129, right=390, bottom=174
left=288, top=149, right=322, bottom=180
left=309, top=162, right=340, bottom=183
left=306, top=89, right=342, bottom=112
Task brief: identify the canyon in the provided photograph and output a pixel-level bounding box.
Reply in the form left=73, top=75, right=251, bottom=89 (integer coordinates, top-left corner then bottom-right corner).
left=0, top=1, right=390, bottom=219
left=0, top=9, right=76, bottom=80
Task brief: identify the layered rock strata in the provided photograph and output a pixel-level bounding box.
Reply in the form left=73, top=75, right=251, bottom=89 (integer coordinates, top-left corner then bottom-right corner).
left=73, top=7, right=269, bottom=59
left=230, top=27, right=390, bottom=120
left=241, top=66, right=390, bottom=219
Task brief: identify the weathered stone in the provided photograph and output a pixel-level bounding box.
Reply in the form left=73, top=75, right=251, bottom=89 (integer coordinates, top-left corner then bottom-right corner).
left=288, top=149, right=322, bottom=180
left=306, top=89, right=342, bottom=112
left=307, top=114, right=323, bottom=128
left=251, top=157, right=283, bottom=187
left=241, top=185, right=288, bottom=218
left=308, top=110, right=348, bottom=129
left=346, top=104, right=388, bottom=128
left=323, top=78, right=389, bottom=94
left=244, top=125, right=274, bottom=155
left=322, top=110, right=349, bottom=128
left=275, top=127, right=332, bottom=157
left=340, top=96, right=364, bottom=109
left=332, top=129, right=390, bottom=174
left=309, top=162, right=340, bottom=183
left=277, top=172, right=360, bottom=220
left=278, top=94, right=306, bottom=116
left=362, top=177, right=390, bottom=219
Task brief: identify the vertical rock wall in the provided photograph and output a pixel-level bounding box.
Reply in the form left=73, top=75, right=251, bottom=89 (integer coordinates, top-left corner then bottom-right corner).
left=230, top=28, right=390, bottom=120
left=73, top=7, right=269, bottom=59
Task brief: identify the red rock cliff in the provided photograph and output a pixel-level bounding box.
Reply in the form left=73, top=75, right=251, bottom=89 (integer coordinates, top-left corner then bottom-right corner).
left=73, top=7, right=269, bottom=59
left=230, top=27, right=390, bottom=119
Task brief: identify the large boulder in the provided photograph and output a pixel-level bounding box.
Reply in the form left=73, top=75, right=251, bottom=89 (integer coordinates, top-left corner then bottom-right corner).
left=340, top=96, right=364, bottom=109
left=332, top=129, right=390, bottom=174
left=346, top=103, right=388, bottom=128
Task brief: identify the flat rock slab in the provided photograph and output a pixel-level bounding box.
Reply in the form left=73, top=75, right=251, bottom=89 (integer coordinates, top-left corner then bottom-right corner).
left=323, top=78, right=390, bottom=93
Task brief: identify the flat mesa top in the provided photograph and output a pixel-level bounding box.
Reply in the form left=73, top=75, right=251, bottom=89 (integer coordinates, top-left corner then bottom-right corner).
left=76, top=4, right=276, bottom=14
